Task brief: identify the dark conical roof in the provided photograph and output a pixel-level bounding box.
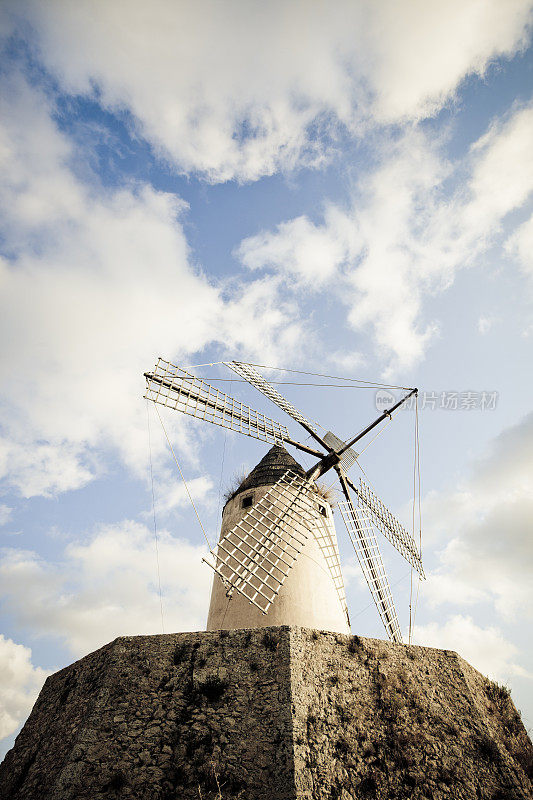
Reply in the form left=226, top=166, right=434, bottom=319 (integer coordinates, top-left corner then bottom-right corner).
left=225, top=445, right=305, bottom=505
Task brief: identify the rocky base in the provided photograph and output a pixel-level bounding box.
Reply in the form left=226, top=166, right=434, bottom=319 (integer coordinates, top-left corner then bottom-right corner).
left=1, top=627, right=532, bottom=799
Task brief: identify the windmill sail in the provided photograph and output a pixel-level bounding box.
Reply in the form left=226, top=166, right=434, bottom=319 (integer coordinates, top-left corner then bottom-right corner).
left=226, top=360, right=318, bottom=433
left=205, top=469, right=316, bottom=613
left=313, top=509, right=350, bottom=626
left=357, top=479, right=424, bottom=578
left=145, top=358, right=289, bottom=446
left=227, top=362, right=358, bottom=468
left=339, top=499, right=402, bottom=643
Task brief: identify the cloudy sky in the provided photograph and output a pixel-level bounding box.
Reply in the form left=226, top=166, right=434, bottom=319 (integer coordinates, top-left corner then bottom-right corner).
left=1, top=0, right=533, bottom=756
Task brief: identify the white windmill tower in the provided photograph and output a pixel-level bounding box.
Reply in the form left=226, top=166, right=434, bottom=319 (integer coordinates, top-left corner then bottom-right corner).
left=206, top=444, right=350, bottom=633
left=144, top=359, right=425, bottom=642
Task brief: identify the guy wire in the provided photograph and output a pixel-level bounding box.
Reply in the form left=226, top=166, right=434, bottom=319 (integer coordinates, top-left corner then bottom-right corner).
left=184, top=359, right=410, bottom=390
left=244, top=362, right=411, bottom=390
left=146, top=399, right=165, bottom=634
left=153, top=401, right=214, bottom=551
left=217, top=377, right=232, bottom=515
left=409, top=404, right=416, bottom=645
left=412, top=396, right=422, bottom=635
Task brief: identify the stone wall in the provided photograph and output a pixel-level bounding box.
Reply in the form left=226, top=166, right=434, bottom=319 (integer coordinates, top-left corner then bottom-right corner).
left=1, top=627, right=532, bottom=800
left=0, top=629, right=294, bottom=800
left=290, top=629, right=533, bottom=799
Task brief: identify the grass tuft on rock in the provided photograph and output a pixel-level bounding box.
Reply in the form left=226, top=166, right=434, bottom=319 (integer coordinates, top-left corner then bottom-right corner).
left=197, top=675, right=228, bottom=702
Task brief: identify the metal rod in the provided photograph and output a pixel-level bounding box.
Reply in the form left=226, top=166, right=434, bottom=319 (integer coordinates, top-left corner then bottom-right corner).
left=284, top=437, right=325, bottom=459
left=344, top=473, right=359, bottom=496
left=305, top=388, right=417, bottom=481
left=338, top=388, right=418, bottom=457
left=292, top=418, right=332, bottom=453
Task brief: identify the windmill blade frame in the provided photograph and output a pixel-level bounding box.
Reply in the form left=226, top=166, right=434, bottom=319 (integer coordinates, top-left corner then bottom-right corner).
left=145, top=358, right=290, bottom=446
left=226, top=361, right=358, bottom=469
left=226, top=360, right=323, bottom=441
left=312, top=507, right=350, bottom=627
left=356, top=478, right=425, bottom=578
left=203, top=468, right=316, bottom=614
left=339, top=500, right=403, bottom=643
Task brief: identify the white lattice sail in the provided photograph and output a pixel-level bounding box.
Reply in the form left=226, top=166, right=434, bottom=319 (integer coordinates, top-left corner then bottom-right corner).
left=227, top=363, right=361, bottom=472
left=145, top=359, right=289, bottom=446
left=226, top=361, right=318, bottom=433
left=339, top=500, right=402, bottom=643
left=357, top=479, right=424, bottom=578
left=313, top=507, right=350, bottom=626
left=205, top=469, right=318, bottom=613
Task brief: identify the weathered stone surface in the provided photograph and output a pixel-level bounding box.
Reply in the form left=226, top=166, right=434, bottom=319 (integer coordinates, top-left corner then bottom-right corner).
left=291, top=630, right=533, bottom=800
left=1, top=627, right=532, bottom=799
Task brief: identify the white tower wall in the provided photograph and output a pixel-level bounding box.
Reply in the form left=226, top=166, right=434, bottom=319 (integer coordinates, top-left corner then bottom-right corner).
left=206, top=479, right=350, bottom=634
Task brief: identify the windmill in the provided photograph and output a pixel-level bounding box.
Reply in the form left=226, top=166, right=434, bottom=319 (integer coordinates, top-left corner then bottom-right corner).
left=144, top=358, right=424, bottom=643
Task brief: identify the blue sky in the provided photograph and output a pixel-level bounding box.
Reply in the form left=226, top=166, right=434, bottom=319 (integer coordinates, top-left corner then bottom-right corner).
left=1, top=1, right=533, bottom=756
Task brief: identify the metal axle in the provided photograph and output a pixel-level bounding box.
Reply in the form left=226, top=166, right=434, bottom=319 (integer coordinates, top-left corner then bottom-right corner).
left=306, top=388, right=417, bottom=481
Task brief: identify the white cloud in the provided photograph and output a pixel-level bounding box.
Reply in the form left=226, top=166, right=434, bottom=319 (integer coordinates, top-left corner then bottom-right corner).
left=329, top=350, right=366, bottom=373
left=468, top=105, right=533, bottom=228
left=0, top=505, right=12, bottom=526
left=220, top=276, right=305, bottom=363
left=505, top=212, right=533, bottom=280
left=0, top=73, right=306, bottom=498
left=237, top=104, right=533, bottom=374
left=414, top=615, right=530, bottom=682
left=0, top=10, right=530, bottom=498
left=237, top=208, right=360, bottom=288
left=0, top=520, right=212, bottom=657
left=0, top=438, right=96, bottom=498
left=477, top=316, right=495, bottom=334
left=154, top=474, right=214, bottom=517
left=367, top=2, right=532, bottom=123
left=5, top=0, right=531, bottom=183
left=0, top=635, right=47, bottom=740
left=422, top=412, right=533, bottom=620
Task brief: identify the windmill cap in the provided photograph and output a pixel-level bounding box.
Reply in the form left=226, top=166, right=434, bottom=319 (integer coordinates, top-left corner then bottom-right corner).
left=224, top=445, right=306, bottom=506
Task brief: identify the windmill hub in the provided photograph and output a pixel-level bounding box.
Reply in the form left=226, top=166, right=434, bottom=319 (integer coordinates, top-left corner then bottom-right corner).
left=306, top=449, right=341, bottom=481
